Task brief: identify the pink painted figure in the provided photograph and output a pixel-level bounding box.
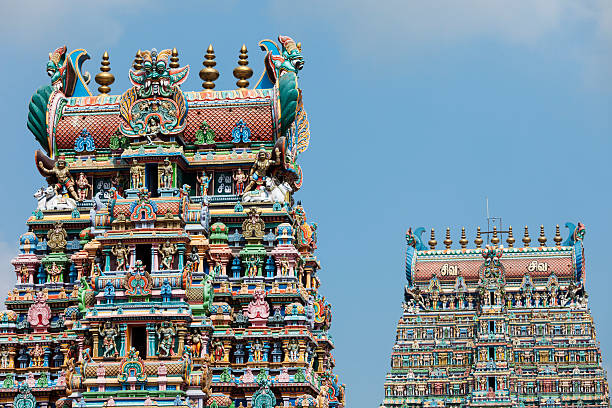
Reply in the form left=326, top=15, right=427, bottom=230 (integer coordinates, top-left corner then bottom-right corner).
left=246, top=288, right=270, bottom=327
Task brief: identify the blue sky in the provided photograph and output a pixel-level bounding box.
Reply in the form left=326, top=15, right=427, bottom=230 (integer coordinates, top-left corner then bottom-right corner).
left=1, top=1, right=611, bottom=407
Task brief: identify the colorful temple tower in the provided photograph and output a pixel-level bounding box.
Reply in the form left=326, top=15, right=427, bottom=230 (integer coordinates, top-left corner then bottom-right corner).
left=382, top=224, right=609, bottom=407
left=3, top=37, right=344, bottom=408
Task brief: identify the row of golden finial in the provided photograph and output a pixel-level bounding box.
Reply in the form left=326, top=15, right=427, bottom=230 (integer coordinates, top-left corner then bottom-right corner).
left=93, top=45, right=255, bottom=94
left=423, top=225, right=565, bottom=250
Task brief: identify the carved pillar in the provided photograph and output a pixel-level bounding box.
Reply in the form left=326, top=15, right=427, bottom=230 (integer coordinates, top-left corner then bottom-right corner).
left=129, top=244, right=136, bottom=268
left=119, top=323, right=127, bottom=356
left=92, top=328, right=99, bottom=359
left=152, top=244, right=159, bottom=271
left=8, top=347, right=15, bottom=369
left=222, top=340, right=232, bottom=363
left=147, top=323, right=157, bottom=358
left=177, top=243, right=185, bottom=271
left=177, top=325, right=187, bottom=356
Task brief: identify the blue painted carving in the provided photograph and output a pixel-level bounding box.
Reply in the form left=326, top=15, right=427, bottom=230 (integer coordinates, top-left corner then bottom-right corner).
left=231, top=119, right=251, bottom=143
left=74, top=128, right=95, bottom=152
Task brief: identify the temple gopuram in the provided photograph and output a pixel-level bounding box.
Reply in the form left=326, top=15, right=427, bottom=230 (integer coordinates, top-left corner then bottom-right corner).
left=382, top=224, right=609, bottom=407
left=3, top=36, right=345, bottom=408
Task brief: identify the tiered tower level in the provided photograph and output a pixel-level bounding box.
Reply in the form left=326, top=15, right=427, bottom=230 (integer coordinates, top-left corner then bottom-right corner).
left=5, top=37, right=345, bottom=408
left=382, top=224, right=609, bottom=407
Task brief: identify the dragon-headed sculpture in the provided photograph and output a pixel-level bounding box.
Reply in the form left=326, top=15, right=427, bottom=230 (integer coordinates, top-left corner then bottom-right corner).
left=28, top=45, right=92, bottom=157
left=119, top=48, right=189, bottom=139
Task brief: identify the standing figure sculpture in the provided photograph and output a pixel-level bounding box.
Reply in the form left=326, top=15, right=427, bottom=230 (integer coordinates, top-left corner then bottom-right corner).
left=130, top=159, right=145, bottom=189
left=160, top=158, right=173, bottom=188
left=37, top=157, right=81, bottom=202
left=197, top=171, right=211, bottom=196
left=190, top=329, right=203, bottom=358
left=233, top=168, right=248, bottom=196
left=76, top=172, right=91, bottom=200
left=98, top=321, right=119, bottom=358
left=159, top=240, right=177, bottom=270
left=243, top=147, right=280, bottom=193
left=156, top=321, right=176, bottom=357
left=112, top=242, right=130, bottom=271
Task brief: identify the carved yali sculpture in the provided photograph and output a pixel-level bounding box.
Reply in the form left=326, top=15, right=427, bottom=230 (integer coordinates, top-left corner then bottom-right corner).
left=242, top=208, right=265, bottom=243
left=47, top=221, right=67, bottom=252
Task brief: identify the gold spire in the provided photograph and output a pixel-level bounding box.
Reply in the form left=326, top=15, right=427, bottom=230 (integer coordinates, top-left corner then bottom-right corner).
left=199, top=44, right=220, bottom=90
left=133, top=50, right=143, bottom=71
left=522, top=226, right=531, bottom=247
left=554, top=224, right=563, bottom=246
left=506, top=226, right=515, bottom=248
left=474, top=227, right=483, bottom=248
left=94, top=51, right=114, bottom=94
left=491, top=226, right=500, bottom=246
left=459, top=227, right=468, bottom=249
left=428, top=229, right=437, bottom=250
left=444, top=228, right=452, bottom=249
left=233, top=44, right=253, bottom=88
left=169, top=48, right=179, bottom=68
left=538, top=225, right=547, bottom=246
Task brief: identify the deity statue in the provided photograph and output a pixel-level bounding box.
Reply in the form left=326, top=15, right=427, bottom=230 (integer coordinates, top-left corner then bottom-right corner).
left=252, top=339, right=263, bottom=362
left=47, top=221, right=67, bottom=252
left=37, top=157, right=81, bottom=201
left=112, top=242, right=130, bottom=271
left=244, top=255, right=260, bottom=278
left=196, top=171, right=211, bottom=196
left=157, top=321, right=176, bottom=357
left=0, top=347, right=9, bottom=368
left=31, top=344, right=44, bottom=367
left=279, top=257, right=290, bottom=276
left=46, top=262, right=63, bottom=283
left=159, top=240, right=177, bottom=270
left=76, top=172, right=91, bottom=200
left=190, top=329, right=203, bottom=358
left=18, top=265, right=31, bottom=284
left=160, top=158, right=173, bottom=188
left=212, top=339, right=224, bottom=362
left=130, top=159, right=145, bottom=189
left=98, top=321, right=119, bottom=358
left=243, top=147, right=280, bottom=193
left=233, top=168, right=248, bottom=196
left=288, top=339, right=299, bottom=362
left=160, top=278, right=172, bottom=303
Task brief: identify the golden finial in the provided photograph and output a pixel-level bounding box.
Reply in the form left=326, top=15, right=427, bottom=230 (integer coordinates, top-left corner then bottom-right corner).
left=459, top=227, right=468, bottom=249
left=506, top=226, right=515, bottom=248
left=94, top=51, right=114, bottom=94
left=554, top=224, right=563, bottom=246
left=199, top=44, right=220, bottom=90
left=522, top=226, right=531, bottom=247
left=233, top=44, right=253, bottom=88
left=428, top=229, right=437, bottom=250
left=474, top=227, right=483, bottom=248
left=491, top=226, right=500, bottom=246
left=133, top=50, right=143, bottom=71
left=169, top=48, right=179, bottom=68
left=444, top=228, right=452, bottom=249
left=538, top=225, right=547, bottom=247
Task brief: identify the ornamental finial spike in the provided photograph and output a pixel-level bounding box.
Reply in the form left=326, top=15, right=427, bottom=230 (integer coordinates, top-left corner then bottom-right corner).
left=444, top=228, right=452, bottom=249
left=522, top=226, right=531, bottom=247
left=538, top=225, right=547, bottom=247
left=200, top=44, right=220, bottom=90
left=133, top=50, right=143, bottom=71
left=474, top=227, right=483, bottom=248
left=506, top=226, right=515, bottom=248
left=459, top=227, right=468, bottom=249
left=554, top=224, right=563, bottom=246
left=428, top=229, right=437, bottom=250
left=95, top=51, right=114, bottom=94
left=491, top=226, right=500, bottom=246
left=233, top=44, right=253, bottom=88
left=169, top=48, right=179, bottom=68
